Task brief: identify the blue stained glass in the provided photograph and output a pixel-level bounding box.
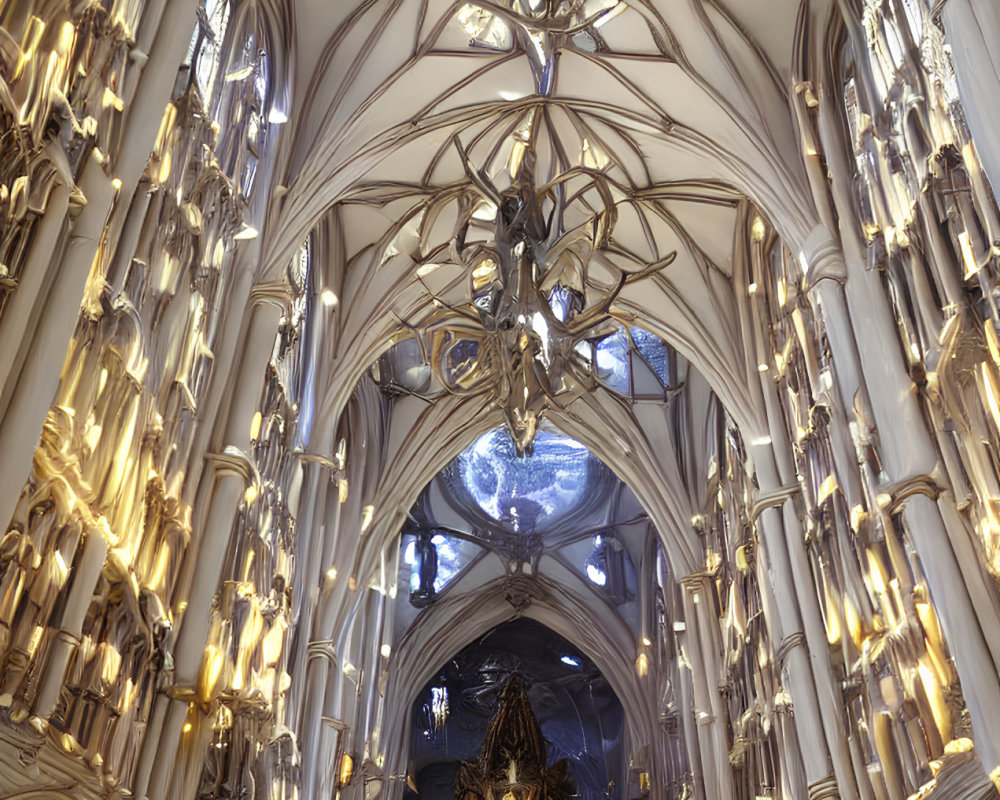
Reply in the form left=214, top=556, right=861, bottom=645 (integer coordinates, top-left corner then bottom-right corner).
left=403, top=534, right=469, bottom=593
left=446, top=338, right=480, bottom=384
left=630, top=327, right=670, bottom=386
left=548, top=284, right=580, bottom=322
left=595, top=327, right=630, bottom=393
left=452, top=428, right=599, bottom=532
left=585, top=563, right=607, bottom=586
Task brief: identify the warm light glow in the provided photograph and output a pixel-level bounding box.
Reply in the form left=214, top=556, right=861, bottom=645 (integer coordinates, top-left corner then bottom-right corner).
left=636, top=652, right=649, bottom=677
left=198, top=645, right=225, bottom=703
left=982, top=363, right=1000, bottom=431
left=850, top=504, right=865, bottom=532
left=824, top=580, right=842, bottom=645
left=250, top=411, right=262, bottom=440
left=339, top=754, right=354, bottom=787
left=360, top=505, right=374, bottom=534
left=472, top=258, right=498, bottom=288
left=917, top=659, right=951, bottom=740
left=844, top=595, right=862, bottom=650
left=27, top=625, right=44, bottom=657
left=234, top=225, right=259, bottom=241
left=867, top=550, right=887, bottom=595
left=262, top=618, right=287, bottom=667
left=958, top=230, right=980, bottom=277
left=817, top=474, right=838, bottom=504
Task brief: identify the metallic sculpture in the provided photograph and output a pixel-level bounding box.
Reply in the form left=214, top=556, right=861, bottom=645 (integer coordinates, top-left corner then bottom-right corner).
left=454, top=675, right=574, bottom=800
left=426, top=136, right=674, bottom=454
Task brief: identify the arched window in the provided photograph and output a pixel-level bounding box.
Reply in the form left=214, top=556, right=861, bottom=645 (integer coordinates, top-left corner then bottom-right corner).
left=182, top=0, right=281, bottom=203
left=591, top=325, right=675, bottom=398
left=184, top=0, right=232, bottom=109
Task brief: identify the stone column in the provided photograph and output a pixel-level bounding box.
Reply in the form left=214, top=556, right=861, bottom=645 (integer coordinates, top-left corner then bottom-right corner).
left=138, top=456, right=248, bottom=800
left=679, top=575, right=736, bottom=800
left=134, top=293, right=283, bottom=799
left=745, top=467, right=843, bottom=796
left=941, top=0, right=1000, bottom=205
left=810, top=96, right=1000, bottom=765
left=32, top=522, right=110, bottom=718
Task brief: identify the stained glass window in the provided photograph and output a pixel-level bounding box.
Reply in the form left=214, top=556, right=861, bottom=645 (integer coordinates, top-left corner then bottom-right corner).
left=377, top=338, right=433, bottom=394
left=631, top=327, right=670, bottom=385
left=445, top=427, right=610, bottom=533
left=593, top=325, right=672, bottom=396
left=402, top=533, right=481, bottom=602
left=185, top=0, right=231, bottom=108
left=584, top=533, right=635, bottom=604
left=595, top=327, right=630, bottom=394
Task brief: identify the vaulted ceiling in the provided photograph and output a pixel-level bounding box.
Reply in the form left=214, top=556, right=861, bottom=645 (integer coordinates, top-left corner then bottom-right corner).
left=254, top=0, right=832, bottom=693
left=257, top=0, right=839, bottom=450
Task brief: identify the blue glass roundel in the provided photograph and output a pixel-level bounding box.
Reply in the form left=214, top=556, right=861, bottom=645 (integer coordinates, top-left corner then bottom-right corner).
left=447, top=427, right=608, bottom=533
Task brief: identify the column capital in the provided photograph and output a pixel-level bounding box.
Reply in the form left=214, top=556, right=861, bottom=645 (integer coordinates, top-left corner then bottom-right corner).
left=307, top=639, right=337, bottom=665
left=298, top=452, right=341, bottom=472
left=204, top=447, right=257, bottom=483
left=679, top=573, right=713, bottom=595
left=801, top=225, right=847, bottom=288
left=807, top=774, right=840, bottom=800
left=249, top=281, right=294, bottom=315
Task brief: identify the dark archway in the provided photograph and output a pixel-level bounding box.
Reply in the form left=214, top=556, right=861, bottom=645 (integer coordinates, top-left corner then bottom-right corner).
left=406, top=619, right=625, bottom=800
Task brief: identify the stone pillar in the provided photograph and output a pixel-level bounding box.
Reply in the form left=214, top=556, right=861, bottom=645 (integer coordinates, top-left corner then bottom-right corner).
left=746, top=474, right=842, bottom=795
left=138, top=457, right=248, bottom=800
left=679, top=575, right=736, bottom=800
left=941, top=0, right=1000, bottom=205
left=134, top=293, right=283, bottom=799
left=799, top=214, right=1000, bottom=771
left=32, top=524, right=110, bottom=718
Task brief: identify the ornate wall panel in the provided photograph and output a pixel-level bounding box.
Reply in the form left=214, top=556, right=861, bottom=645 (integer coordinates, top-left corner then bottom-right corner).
left=0, top=0, right=139, bottom=320
left=0, top=1, right=286, bottom=795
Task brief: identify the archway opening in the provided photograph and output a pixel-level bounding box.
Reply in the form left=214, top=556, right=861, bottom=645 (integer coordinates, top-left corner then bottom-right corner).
left=405, top=619, right=625, bottom=800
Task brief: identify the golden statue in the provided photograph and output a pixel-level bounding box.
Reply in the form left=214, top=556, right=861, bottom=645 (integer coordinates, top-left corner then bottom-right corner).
left=454, top=676, right=574, bottom=800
